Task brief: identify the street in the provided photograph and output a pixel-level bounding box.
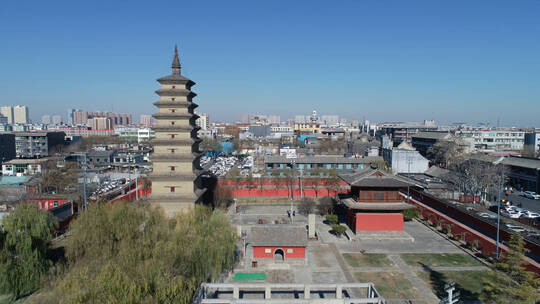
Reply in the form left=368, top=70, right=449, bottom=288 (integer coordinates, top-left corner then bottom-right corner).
left=502, top=191, right=540, bottom=214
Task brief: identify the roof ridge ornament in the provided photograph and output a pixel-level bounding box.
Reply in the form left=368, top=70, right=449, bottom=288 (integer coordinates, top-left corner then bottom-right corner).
left=172, top=44, right=181, bottom=75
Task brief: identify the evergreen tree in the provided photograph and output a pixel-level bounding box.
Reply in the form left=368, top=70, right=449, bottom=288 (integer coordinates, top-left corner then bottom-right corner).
left=481, top=233, right=540, bottom=303
left=0, top=203, right=57, bottom=299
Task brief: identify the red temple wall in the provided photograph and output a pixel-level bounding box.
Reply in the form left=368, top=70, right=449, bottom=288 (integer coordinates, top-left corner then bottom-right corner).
left=355, top=213, right=404, bottom=231
left=252, top=246, right=306, bottom=259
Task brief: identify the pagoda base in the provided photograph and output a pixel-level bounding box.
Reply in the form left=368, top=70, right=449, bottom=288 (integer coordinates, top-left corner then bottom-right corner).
left=150, top=199, right=195, bottom=216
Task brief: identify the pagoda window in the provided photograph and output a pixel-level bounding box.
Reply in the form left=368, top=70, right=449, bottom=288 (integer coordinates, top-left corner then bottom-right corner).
left=170, top=149, right=175, bottom=153
left=172, top=85, right=176, bottom=89
left=171, top=121, right=175, bottom=125
left=172, top=98, right=176, bottom=101
left=170, top=166, right=175, bottom=171
left=170, top=187, right=175, bottom=192
left=171, top=109, right=176, bottom=113
left=170, top=134, right=175, bottom=139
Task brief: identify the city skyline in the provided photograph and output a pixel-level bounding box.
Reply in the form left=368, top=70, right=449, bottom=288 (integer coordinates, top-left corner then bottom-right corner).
left=1, top=1, right=539, bottom=126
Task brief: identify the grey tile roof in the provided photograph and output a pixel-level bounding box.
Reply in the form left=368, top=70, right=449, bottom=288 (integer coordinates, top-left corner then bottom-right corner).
left=340, top=167, right=414, bottom=188
left=264, top=155, right=383, bottom=164
left=342, top=198, right=415, bottom=211
left=502, top=156, right=540, bottom=170
left=411, top=132, right=452, bottom=140
left=249, top=226, right=307, bottom=247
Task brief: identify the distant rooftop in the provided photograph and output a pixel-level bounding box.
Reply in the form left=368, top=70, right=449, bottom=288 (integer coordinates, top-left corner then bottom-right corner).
left=264, top=155, right=383, bottom=164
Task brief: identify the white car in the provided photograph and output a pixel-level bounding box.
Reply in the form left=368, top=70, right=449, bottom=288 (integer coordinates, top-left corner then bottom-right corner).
left=501, top=209, right=521, bottom=218
left=522, top=211, right=540, bottom=219
left=523, top=191, right=540, bottom=200
left=505, top=224, right=526, bottom=233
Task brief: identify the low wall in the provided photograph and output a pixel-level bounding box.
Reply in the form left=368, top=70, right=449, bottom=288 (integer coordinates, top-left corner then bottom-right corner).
left=355, top=213, right=404, bottom=231
left=406, top=189, right=540, bottom=275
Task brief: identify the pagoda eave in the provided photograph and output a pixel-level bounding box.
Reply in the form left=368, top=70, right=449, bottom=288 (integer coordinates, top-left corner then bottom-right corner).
left=155, top=89, right=197, bottom=98
left=152, top=113, right=193, bottom=119
left=153, top=100, right=191, bottom=107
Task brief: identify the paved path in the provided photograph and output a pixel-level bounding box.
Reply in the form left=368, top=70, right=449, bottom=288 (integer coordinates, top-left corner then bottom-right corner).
left=350, top=265, right=487, bottom=272
left=388, top=255, right=439, bottom=303
left=329, top=243, right=355, bottom=283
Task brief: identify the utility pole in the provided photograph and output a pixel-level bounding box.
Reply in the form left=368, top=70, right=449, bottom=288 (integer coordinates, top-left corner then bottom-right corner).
left=290, top=159, right=295, bottom=224
left=496, top=164, right=503, bottom=259
left=407, top=151, right=412, bottom=203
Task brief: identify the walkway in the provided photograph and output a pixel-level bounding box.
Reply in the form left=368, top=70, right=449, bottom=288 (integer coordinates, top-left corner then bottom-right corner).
left=329, top=243, right=355, bottom=283
left=388, top=255, right=439, bottom=303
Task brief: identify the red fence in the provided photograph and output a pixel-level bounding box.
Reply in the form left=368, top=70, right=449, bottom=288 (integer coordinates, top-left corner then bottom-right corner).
left=407, top=189, right=540, bottom=275
left=218, top=178, right=349, bottom=198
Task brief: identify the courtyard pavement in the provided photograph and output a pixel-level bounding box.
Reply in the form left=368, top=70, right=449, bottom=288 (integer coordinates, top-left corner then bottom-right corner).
left=228, top=204, right=487, bottom=303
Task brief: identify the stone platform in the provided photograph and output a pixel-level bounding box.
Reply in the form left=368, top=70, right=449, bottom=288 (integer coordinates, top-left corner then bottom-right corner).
left=353, top=230, right=414, bottom=241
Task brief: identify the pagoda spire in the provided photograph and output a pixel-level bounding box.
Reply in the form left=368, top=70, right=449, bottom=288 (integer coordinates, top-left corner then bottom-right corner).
left=172, top=44, right=181, bottom=75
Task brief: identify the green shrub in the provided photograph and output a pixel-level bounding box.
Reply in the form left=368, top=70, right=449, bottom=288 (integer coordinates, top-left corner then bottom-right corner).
left=325, top=214, right=338, bottom=224
left=402, top=209, right=420, bottom=221
left=332, top=225, right=347, bottom=237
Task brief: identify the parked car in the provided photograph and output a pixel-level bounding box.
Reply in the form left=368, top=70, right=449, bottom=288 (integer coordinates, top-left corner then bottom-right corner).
left=505, top=224, right=526, bottom=233
left=523, top=191, right=540, bottom=200
left=478, top=212, right=497, bottom=219
left=501, top=209, right=521, bottom=219
left=522, top=211, right=540, bottom=219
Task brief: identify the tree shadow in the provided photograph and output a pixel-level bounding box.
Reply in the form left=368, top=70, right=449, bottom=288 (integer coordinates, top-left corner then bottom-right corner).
left=420, top=263, right=480, bottom=301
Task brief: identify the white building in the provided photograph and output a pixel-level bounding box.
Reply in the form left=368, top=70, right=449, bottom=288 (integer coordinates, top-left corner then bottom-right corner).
left=458, top=129, right=525, bottom=151
left=13, top=105, right=29, bottom=124
left=114, top=126, right=155, bottom=143
left=268, top=115, right=281, bottom=125
left=42, top=115, right=51, bottom=124
left=294, top=115, right=307, bottom=123
left=196, top=113, right=209, bottom=130
left=52, top=115, right=62, bottom=125
left=321, top=115, right=339, bottom=126
left=0, top=106, right=14, bottom=124
left=139, top=114, right=153, bottom=125
left=524, top=131, right=540, bottom=154
left=383, top=142, right=429, bottom=174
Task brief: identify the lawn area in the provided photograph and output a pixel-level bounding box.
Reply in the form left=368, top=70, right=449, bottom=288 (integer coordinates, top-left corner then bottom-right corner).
left=416, top=270, right=489, bottom=300
left=354, top=272, right=420, bottom=299
left=343, top=253, right=393, bottom=267
left=237, top=197, right=303, bottom=205
left=400, top=253, right=482, bottom=267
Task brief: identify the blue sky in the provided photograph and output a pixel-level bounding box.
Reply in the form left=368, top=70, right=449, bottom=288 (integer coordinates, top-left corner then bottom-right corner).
left=0, top=0, right=539, bottom=126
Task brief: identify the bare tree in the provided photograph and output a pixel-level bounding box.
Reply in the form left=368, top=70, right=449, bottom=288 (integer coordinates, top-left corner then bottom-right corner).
left=427, top=139, right=462, bottom=168
left=257, top=171, right=266, bottom=196
left=452, top=158, right=498, bottom=203
left=298, top=197, right=315, bottom=215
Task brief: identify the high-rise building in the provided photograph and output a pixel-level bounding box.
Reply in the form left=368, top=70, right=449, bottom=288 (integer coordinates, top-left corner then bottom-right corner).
left=42, top=115, right=51, bottom=124
left=67, top=108, right=76, bottom=124
left=196, top=113, right=209, bottom=130
left=1, top=106, right=14, bottom=124
left=268, top=115, right=280, bottom=125
left=294, top=115, right=306, bottom=123
left=321, top=115, right=339, bottom=126
left=239, top=114, right=249, bottom=123
left=140, top=114, right=153, bottom=125
left=73, top=110, right=132, bottom=126
left=13, top=105, right=29, bottom=124
left=52, top=115, right=62, bottom=125
left=88, top=117, right=112, bottom=130
left=150, top=45, right=205, bottom=215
